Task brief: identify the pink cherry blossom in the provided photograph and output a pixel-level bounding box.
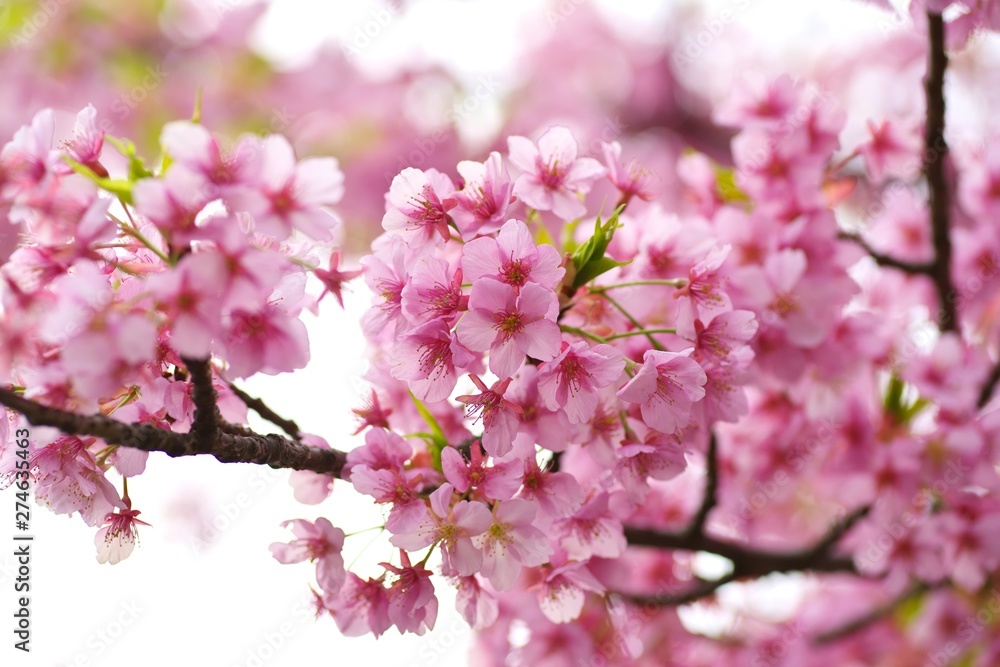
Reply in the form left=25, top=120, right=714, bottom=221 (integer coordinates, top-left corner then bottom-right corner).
left=288, top=435, right=335, bottom=505
left=457, top=279, right=560, bottom=378
left=147, top=251, right=227, bottom=357
left=133, top=166, right=211, bottom=242
left=269, top=517, right=347, bottom=594
left=536, top=339, right=623, bottom=424
left=455, top=576, right=499, bottom=629
left=327, top=573, right=392, bottom=637
left=0, top=108, right=54, bottom=195
left=455, top=375, right=523, bottom=458
left=229, top=134, right=344, bottom=241
left=159, top=121, right=257, bottom=195
left=31, top=436, right=121, bottom=527
left=450, top=151, right=514, bottom=239
left=556, top=493, right=627, bottom=561
left=601, top=141, right=657, bottom=203
left=383, top=551, right=438, bottom=635
left=60, top=105, right=106, bottom=177
left=389, top=483, right=492, bottom=576
left=616, top=349, right=707, bottom=434
left=507, top=126, right=605, bottom=221
left=391, top=318, right=475, bottom=402
left=95, top=505, right=150, bottom=565
left=536, top=560, right=605, bottom=624
left=382, top=167, right=457, bottom=246
left=473, top=499, right=553, bottom=590
left=858, top=119, right=920, bottom=185
left=517, top=457, right=584, bottom=522
left=400, top=256, right=466, bottom=325
left=350, top=465, right=428, bottom=533
left=441, top=443, right=522, bottom=501
left=315, top=250, right=362, bottom=309
left=218, top=302, right=310, bottom=378
left=344, top=427, right=411, bottom=476
left=461, top=218, right=565, bottom=292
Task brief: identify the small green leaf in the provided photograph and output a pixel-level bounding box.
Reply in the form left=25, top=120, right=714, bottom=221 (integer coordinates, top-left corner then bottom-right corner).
left=63, top=158, right=134, bottom=204
left=570, top=204, right=627, bottom=291
left=893, top=591, right=925, bottom=627
left=714, top=165, right=749, bottom=203
left=409, top=392, right=448, bottom=472
left=573, top=256, right=633, bottom=288
left=105, top=136, right=153, bottom=181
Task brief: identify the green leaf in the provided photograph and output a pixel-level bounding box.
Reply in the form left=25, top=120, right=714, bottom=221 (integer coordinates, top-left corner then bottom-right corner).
left=570, top=204, right=627, bottom=291
left=893, top=591, right=925, bottom=627
left=105, top=136, right=153, bottom=181
left=191, top=88, right=203, bottom=124
left=573, top=256, right=633, bottom=288
left=63, top=158, right=134, bottom=204
left=714, top=165, right=749, bottom=203
left=409, top=392, right=448, bottom=472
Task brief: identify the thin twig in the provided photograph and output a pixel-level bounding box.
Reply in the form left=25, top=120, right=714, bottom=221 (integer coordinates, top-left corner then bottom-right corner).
left=838, top=232, right=934, bottom=274
left=813, top=582, right=930, bottom=644
left=228, top=383, right=302, bottom=440
left=686, top=432, right=718, bottom=537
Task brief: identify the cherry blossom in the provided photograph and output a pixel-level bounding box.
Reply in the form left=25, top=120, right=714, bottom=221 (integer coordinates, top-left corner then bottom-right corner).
left=507, top=126, right=605, bottom=221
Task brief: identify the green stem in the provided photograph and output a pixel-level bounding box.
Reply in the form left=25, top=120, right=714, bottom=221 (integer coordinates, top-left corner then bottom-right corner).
left=108, top=210, right=172, bottom=265
left=598, top=293, right=665, bottom=351
left=605, top=328, right=675, bottom=341
left=560, top=326, right=608, bottom=344
left=591, top=279, right=686, bottom=291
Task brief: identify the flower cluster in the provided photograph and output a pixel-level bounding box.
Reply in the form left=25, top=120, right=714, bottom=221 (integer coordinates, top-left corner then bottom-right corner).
left=0, top=105, right=347, bottom=562
left=264, top=125, right=759, bottom=637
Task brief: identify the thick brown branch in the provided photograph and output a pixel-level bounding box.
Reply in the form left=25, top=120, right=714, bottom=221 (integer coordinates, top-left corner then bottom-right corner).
left=228, top=382, right=302, bottom=440
left=0, top=387, right=347, bottom=477
left=924, top=12, right=957, bottom=332
left=182, top=357, right=221, bottom=453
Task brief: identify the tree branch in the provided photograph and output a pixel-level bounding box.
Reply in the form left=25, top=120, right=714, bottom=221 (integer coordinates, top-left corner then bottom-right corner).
left=623, top=572, right=738, bottom=607
left=924, top=12, right=957, bottom=332
left=978, top=355, right=1000, bottom=409
left=228, top=382, right=302, bottom=440
left=618, top=426, right=868, bottom=608
left=0, top=387, right=347, bottom=477
left=838, top=232, right=934, bottom=275
left=686, top=432, right=718, bottom=537
left=182, top=357, right=221, bottom=453
left=813, top=581, right=930, bottom=644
